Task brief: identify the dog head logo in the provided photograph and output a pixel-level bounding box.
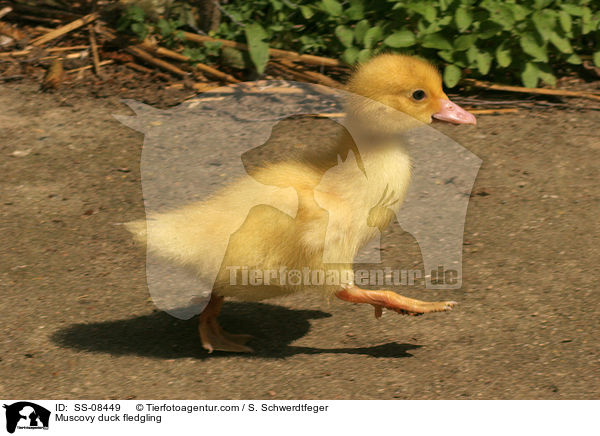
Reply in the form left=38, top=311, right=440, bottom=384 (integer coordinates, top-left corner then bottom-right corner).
left=3, top=402, right=50, bottom=433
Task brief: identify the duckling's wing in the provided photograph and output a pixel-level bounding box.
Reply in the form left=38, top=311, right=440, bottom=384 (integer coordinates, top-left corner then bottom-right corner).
left=127, top=175, right=298, bottom=319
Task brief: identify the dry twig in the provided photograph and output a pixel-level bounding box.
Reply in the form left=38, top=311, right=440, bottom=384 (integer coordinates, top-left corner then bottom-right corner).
left=469, top=108, right=519, bottom=115
left=463, top=78, right=600, bottom=102
left=139, top=41, right=240, bottom=83
left=0, top=6, right=12, bottom=20
left=66, top=59, right=113, bottom=73
left=42, top=58, right=63, bottom=90
left=182, top=32, right=341, bottom=67
left=88, top=25, right=101, bottom=76
left=31, top=12, right=99, bottom=47
left=126, top=46, right=188, bottom=77
left=274, top=58, right=343, bottom=88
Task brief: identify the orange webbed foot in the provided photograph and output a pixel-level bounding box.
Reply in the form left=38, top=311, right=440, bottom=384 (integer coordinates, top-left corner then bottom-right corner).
left=337, top=285, right=457, bottom=318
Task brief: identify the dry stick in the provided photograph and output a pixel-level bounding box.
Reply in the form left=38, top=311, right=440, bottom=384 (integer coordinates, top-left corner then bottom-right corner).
left=139, top=41, right=240, bottom=83
left=87, top=24, right=101, bottom=76
left=123, top=61, right=171, bottom=80
left=469, top=108, right=519, bottom=115
left=40, top=52, right=90, bottom=61
left=31, top=12, right=99, bottom=46
left=276, top=58, right=343, bottom=88
left=0, top=6, right=13, bottom=19
left=49, top=45, right=89, bottom=52
left=463, top=78, right=600, bottom=102
left=271, top=61, right=342, bottom=94
left=194, top=62, right=241, bottom=83
left=0, top=45, right=89, bottom=57
left=182, top=32, right=341, bottom=67
left=42, top=58, right=63, bottom=90
left=126, top=46, right=187, bottom=77
left=66, top=59, right=112, bottom=73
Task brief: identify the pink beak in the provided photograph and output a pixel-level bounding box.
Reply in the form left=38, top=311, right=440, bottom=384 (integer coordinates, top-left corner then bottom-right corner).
left=433, top=99, right=477, bottom=125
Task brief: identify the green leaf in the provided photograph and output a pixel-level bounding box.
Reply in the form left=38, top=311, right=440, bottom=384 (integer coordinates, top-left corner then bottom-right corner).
left=244, top=23, right=270, bottom=74
left=532, top=10, right=556, bottom=41
left=487, top=4, right=515, bottom=30
left=548, top=31, right=572, bottom=53
left=408, top=3, right=437, bottom=22
left=383, top=31, right=416, bottom=48
left=364, top=26, right=383, bottom=49
left=443, top=64, right=461, bottom=88
left=565, top=53, right=581, bottom=65
left=476, top=51, right=492, bottom=75
left=421, top=33, right=453, bottom=50
left=335, top=25, right=354, bottom=48
left=533, top=0, right=552, bottom=10
left=127, top=5, right=145, bottom=22
left=354, top=20, right=370, bottom=44
left=299, top=5, right=314, bottom=19
left=581, top=7, right=594, bottom=34
left=131, top=22, right=147, bottom=40
left=454, top=34, right=477, bottom=51
left=510, top=4, right=531, bottom=21
left=451, top=51, right=468, bottom=68
left=477, top=21, right=503, bottom=39
left=156, top=19, right=171, bottom=37
left=438, top=50, right=454, bottom=63
left=537, top=63, right=556, bottom=86
left=341, top=47, right=360, bottom=64
left=594, top=51, right=600, bottom=68
left=455, top=7, right=473, bottom=32
left=321, top=0, right=342, bottom=16
left=440, top=0, right=455, bottom=12
left=346, top=0, right=365, bottom=20
left=357, top=48, right=373, bottom=63
left=495, top=42, right=511, bottom=67
left=561, top=4, right=585, bottom=17
left=519, top=32, right=548, bottom=62
left=521, top=62, right=539, bottom=88
left=558, top=11, right=572, bottom=33
left=466, top=45, right=479, bottom=66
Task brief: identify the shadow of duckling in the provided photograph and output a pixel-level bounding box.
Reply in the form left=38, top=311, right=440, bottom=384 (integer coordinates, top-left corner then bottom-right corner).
left=52, top=302, right=420, bottom=359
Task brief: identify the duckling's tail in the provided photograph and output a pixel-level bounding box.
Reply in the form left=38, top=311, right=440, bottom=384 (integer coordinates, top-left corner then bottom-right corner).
left=124, top=219, right=147, bottom=245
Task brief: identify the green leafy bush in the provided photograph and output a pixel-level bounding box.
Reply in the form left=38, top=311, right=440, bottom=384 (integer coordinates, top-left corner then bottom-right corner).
left=119, top=0, right=600, bottom=88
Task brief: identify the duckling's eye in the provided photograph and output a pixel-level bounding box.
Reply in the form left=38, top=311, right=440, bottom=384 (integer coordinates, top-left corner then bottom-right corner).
left=412, top=89, right=426, bottom=101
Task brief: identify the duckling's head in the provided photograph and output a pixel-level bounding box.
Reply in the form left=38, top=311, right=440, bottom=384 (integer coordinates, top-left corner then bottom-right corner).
left=346, top=54, right=476, bottom=127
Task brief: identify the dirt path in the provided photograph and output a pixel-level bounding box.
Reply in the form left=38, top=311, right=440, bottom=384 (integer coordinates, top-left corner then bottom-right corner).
left=1, top=81, right=598, bottom=399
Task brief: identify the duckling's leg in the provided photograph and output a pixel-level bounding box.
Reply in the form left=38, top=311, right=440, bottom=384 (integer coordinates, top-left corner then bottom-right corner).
left=336, top=284, right=457, bottom=318
left=198, top=294, right=254, bottom=353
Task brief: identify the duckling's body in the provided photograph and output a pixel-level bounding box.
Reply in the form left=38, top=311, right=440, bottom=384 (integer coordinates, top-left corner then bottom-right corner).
left=128, top=129, right=410, bottom=300
left=127, top=54, right=476, bottom=352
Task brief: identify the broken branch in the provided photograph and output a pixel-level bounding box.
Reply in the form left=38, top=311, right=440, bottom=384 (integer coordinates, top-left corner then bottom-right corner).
left=42, top=58, right=63, bottom=90
left=274, top=59, right=343, bottom=88
left=463, top=78, right=600, bottom=102
left=31, top=12, right=99, bottom=47
left=66, top=59, right=113, bottom=73
left=182, top=32, right=342, bottom=67
left=126, top=46, right=188, bottom=77
left=0, top=6, right=12, bottom=20
left=88, top=24, right=101, bottom=76
left=469, top=108, right=519, bottom=115
left=139, top=41, right=240, bottom=83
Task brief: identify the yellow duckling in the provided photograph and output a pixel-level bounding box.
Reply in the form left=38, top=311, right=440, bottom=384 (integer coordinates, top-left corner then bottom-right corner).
left=126, top=54, right=476, bottom=352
